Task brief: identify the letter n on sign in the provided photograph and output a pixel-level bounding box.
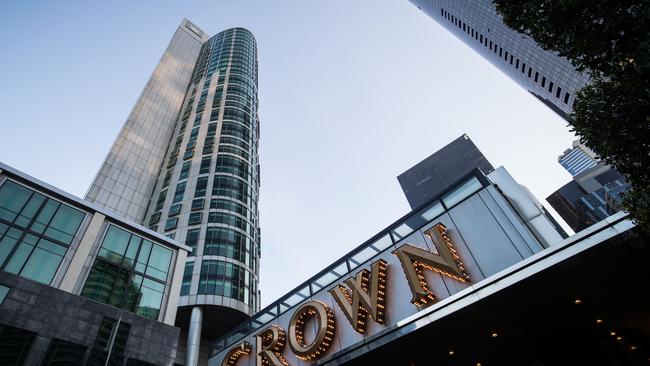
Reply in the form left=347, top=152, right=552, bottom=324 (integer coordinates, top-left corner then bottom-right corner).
left=392, top=223, right=469, bottom=306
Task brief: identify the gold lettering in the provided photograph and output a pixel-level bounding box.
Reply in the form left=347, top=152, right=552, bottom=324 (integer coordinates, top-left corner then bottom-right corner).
left=329, top=259, right=387, bottom=333
left=392, top=223, right=469, bottom=306
left=255, top=325, right=289, bottom=366
left=287, top=301, right=335, bottom=361
left=222, top=341, right=252, bottom=366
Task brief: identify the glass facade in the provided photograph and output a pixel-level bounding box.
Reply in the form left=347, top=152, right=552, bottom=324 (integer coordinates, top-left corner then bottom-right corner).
left=547, top=169, right=630, bottom=233
left=409, top=0, right=591, bottom=118
left=144, top=27, right=259, bottom=313
left=81, top=224, right=172, bottom=320
left=0, top=180, right=85, bottom=285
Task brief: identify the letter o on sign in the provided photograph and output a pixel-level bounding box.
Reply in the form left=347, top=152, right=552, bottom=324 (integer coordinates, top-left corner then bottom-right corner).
left=288, top=300, right=335, bottom=360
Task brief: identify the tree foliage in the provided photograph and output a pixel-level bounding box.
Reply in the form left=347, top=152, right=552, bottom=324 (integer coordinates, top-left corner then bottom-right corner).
left=494, top=0, right=650, bottom=233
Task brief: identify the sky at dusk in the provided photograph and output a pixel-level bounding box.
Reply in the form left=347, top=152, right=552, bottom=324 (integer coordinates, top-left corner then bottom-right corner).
left=0, top=0, right=577, bottom=306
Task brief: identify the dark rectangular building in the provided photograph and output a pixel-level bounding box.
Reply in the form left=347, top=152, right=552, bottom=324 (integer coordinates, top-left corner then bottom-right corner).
left=398, top=134, right=494, bottom=209
left=547, top=165, right=629, bottom=232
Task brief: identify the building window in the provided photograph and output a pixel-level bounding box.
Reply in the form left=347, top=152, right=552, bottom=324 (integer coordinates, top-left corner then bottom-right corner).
left=556, top=86, right=562, bottom=98
left=185, top=228, right=200, bottom=257
left=166, top=157, right=177, bottom=169
left=194, top=177, right=209, bottom=198
left=42, top=338, right=87, bottom=365
left=0, top=180, right=85, bottom=285
left=541, top=76, right=546, bottom=87
left=535, top=72, right=539, bottom=82
left=188, top=212, right=203, bottom=226
left=168, top=203, right=181, bottom=217
left=81, top=225, right=172, bottom=319
left=198, top=260, right=249, bottom=302
left=0, top=323, right=36, bottom=364
left=154, top=190, right=167, bottom=211
left=164, top=217, right=178, bottom=231
left=88, top=317, right=130, bottom=365
left=0, top=284, right=9, bottom=304
left=183, top=150, right=194, bottom=161
left=179, top=162, right=191, bottom=180
left=162, top=169, right=173, bottom=189
left=148, top=211, right=161, bottom=226
left=191, top=198, right=205, bottom=211
left=549, top=81, right=554, bottom=93
left=564, top=93, right=571, bottom=104
left=172, top=182, right=186, bottom=204
left=180, top=262, right=194, bottom=296
left=204, top=226, right=249, bottom=263
left=199, top=157, right=212, bottom=174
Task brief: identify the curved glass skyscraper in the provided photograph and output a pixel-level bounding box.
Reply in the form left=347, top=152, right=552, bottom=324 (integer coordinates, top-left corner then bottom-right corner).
left=86, top=21, right=260, bottom=365
left=145, top=26, right=260, bottom=364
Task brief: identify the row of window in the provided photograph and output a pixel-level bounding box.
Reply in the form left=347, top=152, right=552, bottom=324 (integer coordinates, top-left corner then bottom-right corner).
left=198, top=259, right=254, bottom=304
left=441, top=8, right=573, bottom=105
left=184, top=224, right=256, bottom=264
left=0, top=180, right=85, bottom=285
left=0, top=180, right=176, bottom=322
left=81, top=224, right=172, bottom=320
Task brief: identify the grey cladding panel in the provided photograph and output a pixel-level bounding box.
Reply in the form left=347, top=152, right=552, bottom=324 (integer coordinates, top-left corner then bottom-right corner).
left=447, top=193, right=524, bottom=276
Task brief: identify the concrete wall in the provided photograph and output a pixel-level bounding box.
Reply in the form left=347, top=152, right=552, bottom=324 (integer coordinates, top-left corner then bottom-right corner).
left=0, top=271, right=180, bottom=365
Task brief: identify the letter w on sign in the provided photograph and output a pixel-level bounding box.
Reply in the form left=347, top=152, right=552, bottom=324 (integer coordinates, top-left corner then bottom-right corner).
left=329, top=259, right=387, bottom=334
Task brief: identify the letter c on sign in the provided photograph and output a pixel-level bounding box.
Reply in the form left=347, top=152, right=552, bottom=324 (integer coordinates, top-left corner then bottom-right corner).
left=288, top=301, right=336, bottom=361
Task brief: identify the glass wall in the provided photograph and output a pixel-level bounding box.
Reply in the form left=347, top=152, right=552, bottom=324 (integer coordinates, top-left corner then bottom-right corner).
left=0, top=180, right=85, bottom=285
left=198, top=259, right=251, bottom=305
left=81, top=224, right=173, bottom=320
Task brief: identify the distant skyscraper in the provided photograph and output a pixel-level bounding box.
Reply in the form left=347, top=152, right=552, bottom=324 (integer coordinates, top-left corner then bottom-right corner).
left=548, top=145, right=629, bottom=233
left=86, top=20, right=260, bottom=366
left=398, top=134, right=494, bottom=209
left=558, top=140, right=598, bottom=176
left=408, top=0, right=591, bottom=118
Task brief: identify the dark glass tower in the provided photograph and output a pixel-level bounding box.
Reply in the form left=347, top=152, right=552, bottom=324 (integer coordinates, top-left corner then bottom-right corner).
left=398, top=134, right=494, bottom=209
left=409, top=0, right=591, bottom=119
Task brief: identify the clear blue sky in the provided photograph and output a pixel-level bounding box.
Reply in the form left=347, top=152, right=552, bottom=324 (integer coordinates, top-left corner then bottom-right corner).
left=0, top=0, right=575, bottom=305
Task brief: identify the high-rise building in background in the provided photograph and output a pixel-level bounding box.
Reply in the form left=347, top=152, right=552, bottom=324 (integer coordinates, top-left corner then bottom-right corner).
left=558, top=140, right=599, bottom=176
left=408, top=0, right=591, bottom=119
left=86, top=20, right=260, bottom=366
left=398, top=134, right=568, bottom=237
left=398, top=134, right=494, bottom=209
left=547, top=141, right=630, bottom=233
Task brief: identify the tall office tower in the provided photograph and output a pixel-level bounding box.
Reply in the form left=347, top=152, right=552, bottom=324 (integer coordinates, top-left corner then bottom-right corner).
left=399, top=134, right=568, bottom=237
left=86, top=19, right=209, bottom=223
left=398, top=134, right=494, bottom=209
left=408, top=0, right=591, bottom=118
left=548, top=142, right=629, bottom=233
left=558, top=140, right=599, bottom=176
left=86, top=21, right=260, bottom=366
